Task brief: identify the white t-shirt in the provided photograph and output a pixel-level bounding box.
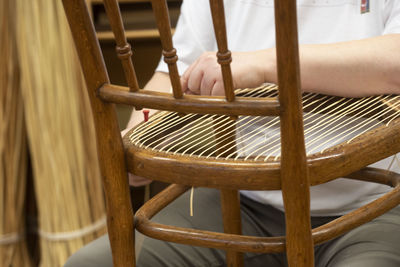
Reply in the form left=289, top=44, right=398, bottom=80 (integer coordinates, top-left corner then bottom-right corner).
left=156, top=0, right=400, bottom=216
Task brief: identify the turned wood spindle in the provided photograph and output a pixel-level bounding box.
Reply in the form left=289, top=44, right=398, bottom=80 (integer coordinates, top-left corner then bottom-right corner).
left=103, top=0, right=139, bottom=92
left=151, top=0, right=182, bottom=99
left=209, top=0, right=235, bottom=102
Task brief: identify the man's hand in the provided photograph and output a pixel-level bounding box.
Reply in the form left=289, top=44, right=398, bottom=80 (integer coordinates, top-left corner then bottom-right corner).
left=180, top=51, right=274, bottom=96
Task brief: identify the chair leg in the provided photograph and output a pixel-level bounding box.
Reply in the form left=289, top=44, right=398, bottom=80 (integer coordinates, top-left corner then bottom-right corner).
left=97, top=110, right=136, bottom=267
left=281, top=174, right=314, bottom=267
left=104, top=175, right=136, bottom=267
left=220, top=189, right=243, bottom=267
left=61, top=0, right=136, bottom=265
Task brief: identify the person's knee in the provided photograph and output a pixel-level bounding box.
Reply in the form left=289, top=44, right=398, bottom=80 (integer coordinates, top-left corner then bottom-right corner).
left=316, top=207, right=400, bottom=267
left=325, top=246, right=400, bottom=267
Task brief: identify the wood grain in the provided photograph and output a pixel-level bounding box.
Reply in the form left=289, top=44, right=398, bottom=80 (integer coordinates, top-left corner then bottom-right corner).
left=151, top=0, right=182, bottom=98
left=135, top=169, right=400, bottom=254
left=103, top=0, right=140, bottom=91
left=99, top=83, right=280, bottom=116
left=274, top=0, right=313, bottom=265
left=63, top=0, right=135, bottom=266
left=209, top=0, right=235, bottom=102
left=65, top=0, right=400, bottom=266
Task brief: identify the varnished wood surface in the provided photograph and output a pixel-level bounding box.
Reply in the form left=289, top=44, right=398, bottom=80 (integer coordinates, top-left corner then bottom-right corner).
left=99, top=83, right=281, bottom=116
left=274, top=0, right=313, bottom=266
left=312, top=167, right=400, bottom=244
left=209, top=0, right=235, bottom=102
left=135, top=168, right=400, bottom=254
left=62, top=0, right=135, bottom=266
left=123, top=119, right=400, bottom=190
left=151, top=0, right=183, bottom=98
left=65, top=0, right=400, bottom=266
left=103, top=0, right=140, bottom=91
left=220, top=190, right=243, bottom=266
left=135, top=184, right=286, bottom=254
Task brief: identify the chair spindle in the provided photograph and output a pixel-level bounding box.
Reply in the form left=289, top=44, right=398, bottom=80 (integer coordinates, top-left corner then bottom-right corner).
left=151, top=0, right=183, bottom=99
left=274, top=0, right=313, bottom=266
left=103, top=0, right=139, bottom=92
left=209, top=0, right=235, bottom=102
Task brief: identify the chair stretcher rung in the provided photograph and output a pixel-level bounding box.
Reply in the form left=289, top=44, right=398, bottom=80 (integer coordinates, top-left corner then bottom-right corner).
left=135, top=169, right=400, bottom=253
left=99, top=84, right=281, bottom=116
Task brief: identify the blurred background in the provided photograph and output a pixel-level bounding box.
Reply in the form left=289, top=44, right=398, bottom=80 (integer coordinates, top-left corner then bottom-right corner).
left=0, top=0, right=181, bottom=266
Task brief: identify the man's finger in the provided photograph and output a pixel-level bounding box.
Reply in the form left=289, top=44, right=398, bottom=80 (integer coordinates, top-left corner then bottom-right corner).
left=211, top=80, right=226, bottom=96
left=181, top=59, right=199, bottom=93
left=187, top=66, right=204, bottom=94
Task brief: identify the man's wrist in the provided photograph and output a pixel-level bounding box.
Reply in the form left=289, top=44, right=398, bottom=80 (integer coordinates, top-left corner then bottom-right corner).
left=261, top=48, right=277, bottom=84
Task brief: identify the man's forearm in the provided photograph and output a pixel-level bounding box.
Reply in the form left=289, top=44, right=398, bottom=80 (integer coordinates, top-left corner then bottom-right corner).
left=264, top=34, right=400, bottom=97
left=181, top=34, right=400, bottom=98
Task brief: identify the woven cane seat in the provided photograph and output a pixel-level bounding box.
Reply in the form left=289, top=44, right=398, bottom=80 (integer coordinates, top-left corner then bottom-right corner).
left=124, top=84, right=400, bottom=190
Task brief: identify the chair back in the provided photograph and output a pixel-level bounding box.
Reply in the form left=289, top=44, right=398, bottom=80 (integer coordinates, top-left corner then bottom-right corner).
left=63, top=0, right=313, bottom=265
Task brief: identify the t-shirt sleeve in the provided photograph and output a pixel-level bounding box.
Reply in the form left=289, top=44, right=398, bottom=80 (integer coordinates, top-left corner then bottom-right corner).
left=155, top=0, right=215, bottom=75
left=383, top=0, right=400, bottom=34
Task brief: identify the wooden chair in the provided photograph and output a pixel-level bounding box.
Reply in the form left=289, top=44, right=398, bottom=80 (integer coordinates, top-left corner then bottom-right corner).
left=62, top=0, right=400, bottom=266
